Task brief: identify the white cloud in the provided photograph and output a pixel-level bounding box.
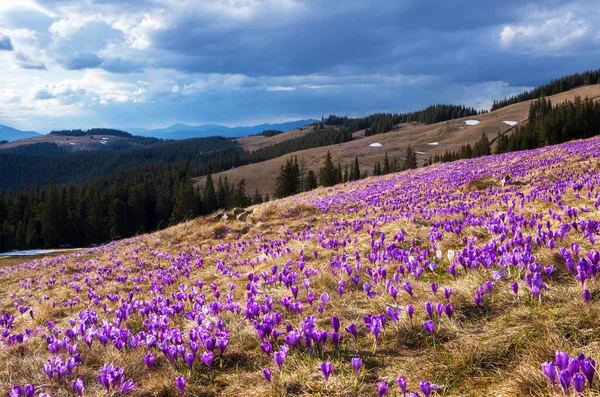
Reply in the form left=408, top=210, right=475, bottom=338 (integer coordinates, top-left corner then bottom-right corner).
left=499, top=12, right=593, bottom=54
left=266, top=86, right=296, bottom=91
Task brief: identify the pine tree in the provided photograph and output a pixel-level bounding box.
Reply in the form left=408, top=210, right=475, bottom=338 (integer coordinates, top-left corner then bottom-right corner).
left=404, top=145, right=417, bottom=169
left=351, top=157, right=360, bottom=181
left=383, top=152, right=391, bottom=174
left=253, top=188, right=263, bottom=204
left=275, top=157, right=301, bottom=198
left=305, top=170, right=317, bottom=190
left=319, top=151, right=337, bottom=187
left=203, top=174, right=217, bottom=213
left=232, top=179, right=248, bottom=208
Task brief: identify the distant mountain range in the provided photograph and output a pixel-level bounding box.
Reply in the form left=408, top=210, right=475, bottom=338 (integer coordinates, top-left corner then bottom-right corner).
left=124, top=119, right=318, bottom=140
left=0, top=125, right=40, bottom=142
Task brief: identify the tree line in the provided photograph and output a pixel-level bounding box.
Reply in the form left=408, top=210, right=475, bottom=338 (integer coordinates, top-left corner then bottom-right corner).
left=324, top=104, right=482, bottom=136
left=273, top=145, right=420, bottom=199
left=495, top=96, right=600, bottom=153
left=491, top=68, right=600, bottom=111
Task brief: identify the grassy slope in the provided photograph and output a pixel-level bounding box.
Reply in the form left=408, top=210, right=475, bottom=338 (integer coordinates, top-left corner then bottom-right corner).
left=2, top=136, right=600, bottom=396
left=194, top=84, right=600, bottom=196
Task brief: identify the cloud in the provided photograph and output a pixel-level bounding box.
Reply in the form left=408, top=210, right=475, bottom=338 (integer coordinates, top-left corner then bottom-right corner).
left=14, top=51, right=46, bottom=70
left=1, top=0, right=600, bottom=132
left=0, top=34, right=12, bottom=50
left=61, top=52, right=103, bottom=70
left=499, top=12, right=594, bottom=54
left=34, top=89, right=55, bottom=100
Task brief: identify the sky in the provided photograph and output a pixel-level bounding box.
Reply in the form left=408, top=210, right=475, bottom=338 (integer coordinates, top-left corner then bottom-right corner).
left=0, top=0, right=599, bottom=133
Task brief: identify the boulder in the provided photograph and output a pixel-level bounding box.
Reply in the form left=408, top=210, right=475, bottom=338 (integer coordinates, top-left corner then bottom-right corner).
left=213, top=213, right=224, bottom=221
left=232, top=207, right=245, bottom=216
left=222, top=212, right=234, bottom=221
left=237, top=211, right=250, bottom=222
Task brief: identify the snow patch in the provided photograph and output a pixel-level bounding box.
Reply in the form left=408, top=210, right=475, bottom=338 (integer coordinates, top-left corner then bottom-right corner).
left=427, top=142, right=439, bottom=146
left=503, top=121, right=518, bottom=126
left=100, top=141, right=108, bottom=145
left=369, top=143, right=382, bottom=147
left=69, top=143, right=76, bottom=145
left=465, top=120, right=480, bottom=126
left=1, top=249, right=64, bottom=257
left=415, top=151, right=426, bottom=155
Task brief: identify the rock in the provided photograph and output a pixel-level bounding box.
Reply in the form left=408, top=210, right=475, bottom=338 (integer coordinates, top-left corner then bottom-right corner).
left=237, top=211, right=249, bottom=222
left=232, top=207, right=245, bottom=216
left=213, top=213, right=224, bottom=221
left=222, top=212, right=234, bottom=221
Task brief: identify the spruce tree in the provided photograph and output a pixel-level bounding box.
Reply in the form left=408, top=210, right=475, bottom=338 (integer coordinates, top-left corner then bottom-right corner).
left=383, top=152, right=391, bottom=174
left=203, top=174, right=217, bottom=214
left=305, top=170, right=317, bottom=190
left=352, top=157, right=360, bottom=181
left=319, top=151, right=337, bottom=187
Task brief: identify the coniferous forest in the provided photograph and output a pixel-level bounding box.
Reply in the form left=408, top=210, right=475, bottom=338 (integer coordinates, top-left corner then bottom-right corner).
left=324, top=104, right=483, bottom=136
left=491, top=68, right=600, bottom=110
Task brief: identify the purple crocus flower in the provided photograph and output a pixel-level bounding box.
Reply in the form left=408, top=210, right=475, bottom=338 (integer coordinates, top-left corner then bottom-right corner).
left=262, top=368, right=272, bottom=382
left=331, top=316, right=340, bottom=332
left=568, top=358, right=579, bottom=375
left=423, top=320, right=435, bottom=338
left=582, top=358, right=595, bottom=388
left=346, top=323, right=358, bottom=340
left=144, top=353, right=155, bottom=370
left=120, top=379, right=136, bottom=394
left=572, top=373, right=585, bottom=393
left=377, top=381, right=389, bottom=397
left=407, top=304, right=414, bottom=325
left=424, top=302, right=434, bottom=320
left=559, top=369, right=572, bottom=395
left=541, top=361, right=557, bottom=393
left=444, top=288, right=452, bottom=301
left=72, top=378, right=84, bottom=396
left=274, top=351, right=286, bottom=373
left=420, top=381, right=432, bottom=397
left=351, top=357, right=362, bottom=378
left=184, top=352, right=195, bottom=371
left=430, top=283, right=438, bottom=296
left=397, top=376, right=407, bottom=396
left=7, top=386, right=22, bottom=397
left=175, top=376, right=186, bottom=397
left=320, top=362, right=333, bottom=384
left=556, top=351, right=569, bottom=371
left=583, top=289, right=591, bottom=304
left=201, top=351, right=214, bottom=369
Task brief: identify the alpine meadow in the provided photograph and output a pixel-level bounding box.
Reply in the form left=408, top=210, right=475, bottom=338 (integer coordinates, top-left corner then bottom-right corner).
left=2, top=1, right=600, bottom=397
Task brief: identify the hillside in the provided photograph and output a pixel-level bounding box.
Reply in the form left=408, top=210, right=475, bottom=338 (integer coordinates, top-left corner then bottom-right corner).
left=0, top=124, right=39, bottom=142
left=194, top=83, right=600, bottom=195
left=0, top=133, right=161, bottom=153
left=1, top=136, right=600, bottom=396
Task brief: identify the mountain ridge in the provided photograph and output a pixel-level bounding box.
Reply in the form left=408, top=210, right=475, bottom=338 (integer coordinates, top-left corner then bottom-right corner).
left=123, top=119, right=318, bottom=139
left=0, top=124, right=40, bottom=142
